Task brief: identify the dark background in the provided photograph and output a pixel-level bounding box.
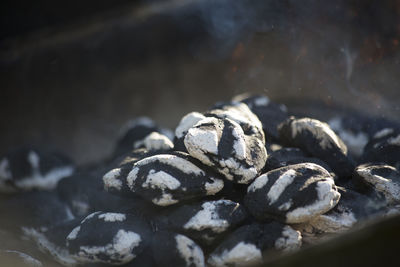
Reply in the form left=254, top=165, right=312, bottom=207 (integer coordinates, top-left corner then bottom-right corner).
left=1, top=0, right=400, bottom=164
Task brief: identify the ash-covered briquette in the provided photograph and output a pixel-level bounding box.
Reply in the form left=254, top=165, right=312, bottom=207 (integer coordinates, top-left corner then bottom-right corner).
left=151, top=231, right=205, bottom=267
left=354, top=163, right=400, bottom=205
left=244, top=163, right=340, bottom=224
left=66, top=211, right=151, bottom=265
left=174, top=112, right=207, bottom=152
left=133, top=131, right=174, bottom=151
left=184, top=116, right=267, bottom=184
left=0, top=250, right=43, bottom=267
left=23, top=218, right=83, bottom=266
left=278, top=117, right=354, bottom=178
left=207, top=222, right=301, bottom=267
left=0, top=191, right=74, bottom=233
left=105, top=152, right=224, bottom=206
left=0, top=146, right=74, bottom=193
left=264, top=147, right=334, bottom=175
left=298, top=187, right=383, bottom=235
left=232, top=94, right=289, bottom=141
left=165, top=200, right=248, bottom=245
left=361, top=128, right=400, bottom=168
left=205, top=102, right=265, bottom=143
left=113, top=117, right=174, bottom=157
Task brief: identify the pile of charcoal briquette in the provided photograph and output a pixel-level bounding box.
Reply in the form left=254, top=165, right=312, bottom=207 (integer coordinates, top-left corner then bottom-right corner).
left=1, top=94, right=400, bottom=267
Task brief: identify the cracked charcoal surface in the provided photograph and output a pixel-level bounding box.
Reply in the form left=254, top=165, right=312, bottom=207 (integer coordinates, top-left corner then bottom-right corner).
left=278, top=117, right=355, bottom=179
left=244, top=163, right=340, bottom=223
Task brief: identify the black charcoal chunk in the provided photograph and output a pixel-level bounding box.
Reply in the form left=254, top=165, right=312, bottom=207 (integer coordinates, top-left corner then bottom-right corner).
left=361, top=128, right=400, bottom=168
left=0, top=146, right=74, bottom=193
left=66, top=211, right=151, bottom=265
left=233, top=94, right=289, bottom=141
left=299, top=187, right=382, bottom=234
left=166, top=200, right=248, bottom=245
left=265, top=148, right=306, bottom=170
left=184, top=116, right=267, bottom=184
left=57, top=172, right=131, bottom=217
left=244, top=163, right=340, bottom=223
left=133, top=132, right=174, bottom=151
left=152, top=231, right=205, bottom=267
left=174, top=112, right=207, bottom=152
left=23, top=218, right=83, bottom=266
left=105, top=152, right=224, bottom=206
left=205, top=102, right=265, bottom=143
left=114, top=117, right=173, bottom=157
left=354, top=163, right=400, bottom=205
left=0, top=250, right=43, bottom=267
left=207, top=222, right=301, bottom=267
left=278, top=117, right=354, bottom=178
left=0, top=191, right=74, bottom=233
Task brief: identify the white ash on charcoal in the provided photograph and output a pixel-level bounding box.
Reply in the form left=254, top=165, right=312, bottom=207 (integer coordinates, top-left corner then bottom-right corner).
left=278, top=117, right=355, bottom=179
left=361, top=128, right=400, bottom=169
left=0, top=146, right=74, bottom=193
left=132, top=131, right=174, bottom=151
left=113, top=117, right=174, bottom=157
left=0, top=250, right=43, bottom=267
left=184, top=116, right=267, bottom=184
left=295, top=187, right=383, bottom=238
left=244, top=163, right=340, bottom=224
left=207, top=222, right=301, bottom=267
left=23, top=218, right=83, bottom=266
left=232, top=94, right=289, bottom=142
left=0, top=191, right=74, bottom=234
left=105, top=152, right=224, bottom=206
left=164, top=200, right=248, bottom=245
left=174, top=112, right=207, bottom=152
left=151, top=231, right=205, bottom=267
left=205, top=102, right=265, bottom=143
left=66, top=211, right=151, bottom=265
left=354, top=163, right=400, bottom=205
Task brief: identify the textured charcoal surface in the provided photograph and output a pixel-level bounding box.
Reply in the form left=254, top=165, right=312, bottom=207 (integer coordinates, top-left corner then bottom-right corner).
left=232, top=94, right=289, bottom=142
left=207, top=222, right=301, bottom=267
left=0, top=191, right=74, bottom=233
left=165, top=199, right=248, bottom=245
left=244, top=163, right=340, bottom=223
left=66, top=211, right=151, bottom=265
left=361, top=129, right=400, bottom=168
left=354, top=163, right=400, bottom=205
left=0, top=146, right=74, bottom=193
left=184, top=116, right=267, bottom=184
left=106, top=152, right=224, bottom=206
left=113, top=117, right=173, bottom=157
left=151, top=231, right=205, bottom=267
left=278, top=117, right=354, bottom=179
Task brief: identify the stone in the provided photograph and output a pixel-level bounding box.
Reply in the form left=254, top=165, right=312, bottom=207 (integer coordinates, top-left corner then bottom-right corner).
left=244, top=163, right=340, bottom=223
